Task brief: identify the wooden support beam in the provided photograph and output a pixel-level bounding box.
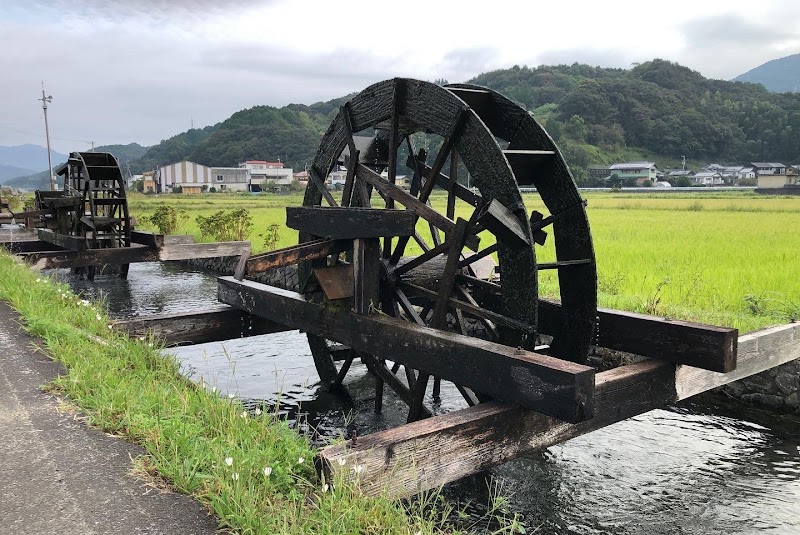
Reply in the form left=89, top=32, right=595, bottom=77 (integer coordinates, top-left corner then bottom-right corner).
left=129, top=230, right=165, bottom=248
left=217, top=276, right=594, bottom=422
left=111, top=305, right=291, bottom=346
left=318, top=322, right=800, bottom=498
left=0, top=229, right=39, bottom=244
left=1, top=240, right=65, bottom=253
left=476, top=199, right=530, bottom=248
left=353, top=238, right=381, bottom=314
left=286, top=207, right=416, bottom=239
left=404, top=156, right=482, bottom=207
left=22, top=241, right=250, bottom=270
left=542, top=300, right=738, bottom=372
left=355, top=163, right=480, bottom=251
left=462, top=278, right=738, bottom=373
left=37, top=229, right=87, bottom=251
left=244, top=239, right=351, bottom=275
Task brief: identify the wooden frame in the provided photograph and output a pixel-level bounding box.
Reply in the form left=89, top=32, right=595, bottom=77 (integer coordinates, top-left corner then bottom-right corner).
left=217, top=276, right=595, bottom=422
left=318, top=322, right=800, bottom=498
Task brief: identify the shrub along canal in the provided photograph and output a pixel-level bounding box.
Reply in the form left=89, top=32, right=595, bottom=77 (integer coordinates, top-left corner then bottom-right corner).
left=54, top=261, right=800, bottom=534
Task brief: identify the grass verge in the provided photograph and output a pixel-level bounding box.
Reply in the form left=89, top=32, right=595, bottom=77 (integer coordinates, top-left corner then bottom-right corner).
left=0, top=252, right=524, bottom=534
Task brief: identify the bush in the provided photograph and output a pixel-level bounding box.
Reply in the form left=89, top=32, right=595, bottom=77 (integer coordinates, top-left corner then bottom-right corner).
left=142, top=204, right=188, bottom=235
left=196, top=208, right=253, bottom=242
left=676, top=176, right=692, bottom=187
left=260, top=223, right=281, bottom=250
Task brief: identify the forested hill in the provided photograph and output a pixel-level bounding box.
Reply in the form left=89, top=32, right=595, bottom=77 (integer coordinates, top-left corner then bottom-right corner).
left=129, top=95, right=350, bottom=174
left=128, top=59, right=800, bottom=182
left=471, top=60, right=800, bottom=172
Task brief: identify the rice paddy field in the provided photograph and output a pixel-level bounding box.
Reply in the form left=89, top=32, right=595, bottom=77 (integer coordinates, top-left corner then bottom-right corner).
left=129, top=191, right=800, bottom=334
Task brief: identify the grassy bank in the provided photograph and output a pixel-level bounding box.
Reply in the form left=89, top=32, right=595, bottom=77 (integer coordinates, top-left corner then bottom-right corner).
left=130, top=191, right=800, bottom=333
left=0, top=253, right=522, bottom=534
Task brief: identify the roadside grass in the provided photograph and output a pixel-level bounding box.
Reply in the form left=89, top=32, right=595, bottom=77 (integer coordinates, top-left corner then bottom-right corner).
left=0, top=253, right=523, bottom=534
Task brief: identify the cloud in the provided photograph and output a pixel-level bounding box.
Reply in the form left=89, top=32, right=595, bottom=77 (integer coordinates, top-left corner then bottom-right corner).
left=21, top=0, right=273, bottom=21
left=676, top=12, right=800, bottom=78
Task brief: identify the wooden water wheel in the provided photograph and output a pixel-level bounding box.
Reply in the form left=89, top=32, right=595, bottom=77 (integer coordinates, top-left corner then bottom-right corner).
left=297, top=78, right=597, bottom=421
left=58, top=151, right=132, bottom=280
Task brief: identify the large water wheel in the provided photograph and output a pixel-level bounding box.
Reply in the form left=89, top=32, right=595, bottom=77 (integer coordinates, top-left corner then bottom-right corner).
left=298, top=78, right=597, bottom=422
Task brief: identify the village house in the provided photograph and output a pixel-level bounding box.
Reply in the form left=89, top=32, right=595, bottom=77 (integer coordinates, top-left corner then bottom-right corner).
left=693, top=170, right=724, bottom=186
left=239, top=160, right=294, bottom=191
left=608, top=161, right=659, bottom=185
left=752, top=162, right=796, bottom=188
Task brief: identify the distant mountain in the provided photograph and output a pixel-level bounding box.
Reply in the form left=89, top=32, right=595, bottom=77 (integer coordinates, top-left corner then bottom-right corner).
left=0, top=163, right=37, bottom=181
left=4, top=169, right=51, bottom=190
left=4, top=143, right=149, bottom=190
left=734, top=53, right=800, bottom=93
left=0, top=144, right=68, bottom=173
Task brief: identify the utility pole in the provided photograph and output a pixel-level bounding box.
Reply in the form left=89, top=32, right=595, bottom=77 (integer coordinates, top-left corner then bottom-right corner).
left=39, top=83, right=55, bottom=191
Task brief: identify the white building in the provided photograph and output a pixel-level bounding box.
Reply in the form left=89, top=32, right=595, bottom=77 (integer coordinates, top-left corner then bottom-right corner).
left=211, top=167, right=250, bottom=192
left=239, top=160, right=294, bottom=187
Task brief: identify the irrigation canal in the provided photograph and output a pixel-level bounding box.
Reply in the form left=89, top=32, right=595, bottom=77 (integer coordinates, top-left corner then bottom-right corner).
left=52, top=261, right=800, bottom=535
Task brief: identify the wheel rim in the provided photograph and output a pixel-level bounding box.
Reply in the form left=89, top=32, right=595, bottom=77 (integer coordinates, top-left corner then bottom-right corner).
left=299, top=78, right=595, bottom=420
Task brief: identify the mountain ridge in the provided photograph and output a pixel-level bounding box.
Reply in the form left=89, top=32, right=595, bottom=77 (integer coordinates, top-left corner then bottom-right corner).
left=734, top=53, right=800, bottom=93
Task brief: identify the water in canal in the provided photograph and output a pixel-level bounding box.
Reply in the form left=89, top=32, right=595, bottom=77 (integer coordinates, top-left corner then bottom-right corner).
left=55, top=262, right=800, bottom=534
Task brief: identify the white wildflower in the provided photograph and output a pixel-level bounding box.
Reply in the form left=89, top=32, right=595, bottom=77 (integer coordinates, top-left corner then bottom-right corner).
left=96, top=314, right=102, bottom=321
left=354, top=465, right=364, bottom=474
left=35, top=278, right=41, bottom=283
left=297, top=457, right=305, bottom=464
left=322, top=483, right=329, bottom=493
left=336, top=458, right=346, bottom=466
left=224, top=457, right=233, bottom=466
left=228, top=393, right=235, bottom=399
left=232, top=472, right=239, bottom=481
left=263, top=466, right=272, bottom=477
left=240, top=411, right=248, bottom=419
left=211, top=387, right=217, bottom=393
left=254, top=407, right=262, bottom=416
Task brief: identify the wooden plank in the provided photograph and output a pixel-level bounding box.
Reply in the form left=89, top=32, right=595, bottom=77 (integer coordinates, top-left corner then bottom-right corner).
left=353, top=238, right=381, bottom=314
left=503, top=150, right=555, bottom=186
left=245, top=239, right=351, bottom=275
left=130, top=230, right=165, bottom=248
left=37, top=228, right=87, bottom=251
left=111, top=305, right=292, bottom=346
left=0, top=229, right=39, bottom=244
left=2, top=240, right=65, bottom=253
left=157, top=241, right=250, bottom=261
left=546, top=301, right=738, bottom=372
left=286, top=207, right=416, bottom=239
left=318, top=322, right=800, bottom=498
left=217, top=276, right=594, bottom=422
left=355, top=163, right=480, bottom=251
left=22, top=241, right=250, bottom=270
left=314, top=265, right=354, bottom=300
left=476, top=199, right=530, bottom=248
left=675, top=322, right=800, bottom=399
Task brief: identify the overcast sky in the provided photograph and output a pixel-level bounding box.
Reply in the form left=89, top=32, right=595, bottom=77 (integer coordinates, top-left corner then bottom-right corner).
left=2, top=0, right=799, bottom=154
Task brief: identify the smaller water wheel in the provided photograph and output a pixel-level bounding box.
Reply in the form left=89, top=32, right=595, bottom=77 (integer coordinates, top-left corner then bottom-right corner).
left=56, top=151, right=132, bottom=280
